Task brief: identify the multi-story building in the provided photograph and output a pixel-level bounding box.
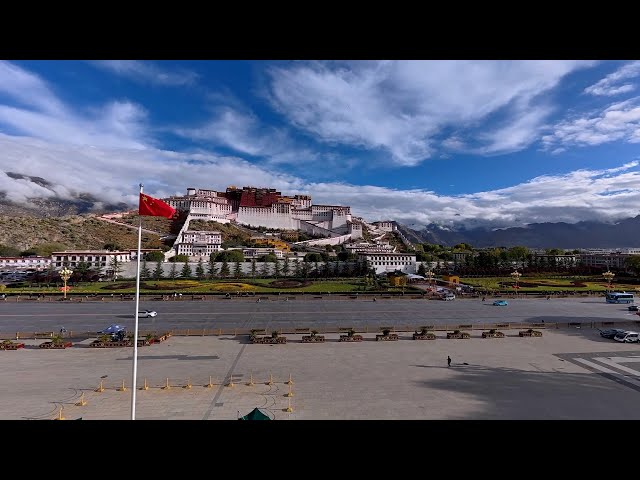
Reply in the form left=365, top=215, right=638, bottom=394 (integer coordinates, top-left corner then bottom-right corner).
left=241, top=247, right=284, bottom=259
left=358, top=252, right=417, bottom=274
left=0, top=256, right=51, bottom=271
left=51, top=249, right=162, bottom=271
left=533, top=254, right=578, bottom=267
left=166, top=186, right=362, bottom=239
left=175, top=230, right=222, bottom=258
left=578, top=253, right=631, bottom=269
left=372, top=221, right=396, bottom=232
left=344, top=240, right=395, bottom=254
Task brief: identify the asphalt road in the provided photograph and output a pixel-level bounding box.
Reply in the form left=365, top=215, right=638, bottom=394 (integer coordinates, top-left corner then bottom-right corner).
left=1, top=297, right=637, bottom=334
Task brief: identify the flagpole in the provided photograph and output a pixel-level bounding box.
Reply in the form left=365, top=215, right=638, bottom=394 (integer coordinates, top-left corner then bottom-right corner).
left=131, top=183, right=143, bottom=420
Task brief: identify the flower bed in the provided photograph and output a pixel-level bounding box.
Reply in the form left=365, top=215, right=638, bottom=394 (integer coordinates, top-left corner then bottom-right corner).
left=519, top=329, right=543, bottom=337
left=481, top=330, right=505, bottom=338
left=446, top=330, right=471, bottom=339
left=0, top=341, right=25, bottom=350
left=413, top=332, right=436, bottom=340
left=39, top=341, right=73, bottom=349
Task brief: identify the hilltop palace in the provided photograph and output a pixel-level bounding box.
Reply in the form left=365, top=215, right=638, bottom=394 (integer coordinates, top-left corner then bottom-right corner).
left=166, top=186, right=363, bottom=240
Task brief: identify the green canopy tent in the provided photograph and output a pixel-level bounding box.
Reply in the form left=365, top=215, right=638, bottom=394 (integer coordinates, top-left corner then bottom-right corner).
left=238, top=407, right=271, bottom=420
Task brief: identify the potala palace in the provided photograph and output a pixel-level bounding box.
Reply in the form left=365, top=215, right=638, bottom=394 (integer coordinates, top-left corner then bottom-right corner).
left=167, top=186, right=363, bottom=240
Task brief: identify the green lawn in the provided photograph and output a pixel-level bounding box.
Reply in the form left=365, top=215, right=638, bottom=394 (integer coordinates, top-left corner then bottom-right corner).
left=460, top=276, right=638, bottom=292
left=3, top=278, right=411, bottom=294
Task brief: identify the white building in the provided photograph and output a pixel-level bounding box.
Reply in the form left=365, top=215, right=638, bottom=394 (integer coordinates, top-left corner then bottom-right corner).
left=358, top=252, right=417, bottom=274
left=0, top=256, right=51, bottom=271
left=344, top=240, right=395, bottom=254
left=166, top=186, right=361, bottom=239
left=175, top=230, right=222, bottom=258
left=578, top=253, right=631, bottom=269
left=241, top=247, right=285, bottom=259
left=372, top=221, right=396, bottom=232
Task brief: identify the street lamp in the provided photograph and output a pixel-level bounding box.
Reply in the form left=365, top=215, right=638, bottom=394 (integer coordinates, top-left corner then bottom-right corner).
left=602, top=269, right=615, bottom=292
left=59, top=266, right=73, bottom=300
left=426, top=269, right=434, bottom=292
left=510, top=269, right=522, bottom=295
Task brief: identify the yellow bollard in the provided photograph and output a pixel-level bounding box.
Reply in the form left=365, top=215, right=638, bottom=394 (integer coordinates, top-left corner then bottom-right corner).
left=53, top=406, right=65, bottom=420
left=267, top=374, right=273, bottom=386
left=284, top=397, right=293, bottom=413
left=75, top=392, right=87, bottom=406
left=285, top=384, right=293, bottom=397
left=117, top=380, right=127, bottom=392
left=286, top=373, right=293, bottom=385
left=247, top=373, right=255, bottom=386
left=184, top=378, right=192, bottom=389
left=95, top=380, right=105, bottom=393
left=205, top=376, right=214, bottom=388
left=140, top=378, right=149, bottom=391
left=226, top=373, right=235, bottom=387
left=162, top=377, right=171, bottom=390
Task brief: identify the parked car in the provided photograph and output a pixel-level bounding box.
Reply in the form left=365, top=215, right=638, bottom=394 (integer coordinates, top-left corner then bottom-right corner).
left=614, top=331, right=639, bottom=343
left=98, top=324, right=127, bottom=334
left=599, top=328, right=627, bottom=339
left=493, top=300, right=508, bottom=306
left=138, top=310, right=157, bottom=318
left=628, top=305, right=638, bottom=312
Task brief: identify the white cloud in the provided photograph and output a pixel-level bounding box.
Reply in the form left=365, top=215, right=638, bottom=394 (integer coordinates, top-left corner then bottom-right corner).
left=0, top=61, right=151, bottom=149
left=584, top=61, right=640, bottom=96
left=542, top=97, right=640, bottom=149
left=265, top=60, right=595, bottom=166
left=90, top=61, right=199, bottom=86
left=1, top=133, right=638, bottom=229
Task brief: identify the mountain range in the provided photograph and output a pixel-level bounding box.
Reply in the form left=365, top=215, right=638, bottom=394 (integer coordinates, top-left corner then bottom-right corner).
left=396, top=216, right=640, bottom=249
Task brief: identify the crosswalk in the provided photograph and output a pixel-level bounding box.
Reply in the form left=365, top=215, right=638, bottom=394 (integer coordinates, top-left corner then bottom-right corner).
left=566, top=354, right=640, bottom=392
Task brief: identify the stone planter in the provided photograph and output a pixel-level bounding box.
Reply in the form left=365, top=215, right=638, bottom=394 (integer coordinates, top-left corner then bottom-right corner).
left=519, top=330, right=543, bottom=337
left=39, top=341, right=73, bottom=349
left=339, top=335, right=363, bottom=342
left=0, top=341, right=25, bottom=350
left=481, top=331, right=505, bottom=338
left=446, top=331, right=471, bottom=339
left=413, top=333, right=436, bottom=340
left=302, top=335, right=325, bottom=343
left=89, top=340, right=132, bottom=348
left=375, top=334, right=399, bottom=341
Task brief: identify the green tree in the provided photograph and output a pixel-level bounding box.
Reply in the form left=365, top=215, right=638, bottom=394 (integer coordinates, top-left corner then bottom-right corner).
left=508, top=246, right=530, bottom=262
left=273, top=259, right=281, bottom=278
left=250, top=259, right=257, bottom=278
left=333, top=261, right=341, bottom=277
left=259, top=261, right=270, bottom=277
left=109, top=256, right=123, bottom=280
left=626, top=255, right=640, bottom=275
left=233, top=261, right=243, bottom=278
left=32, top=242, right=68, bottom=257
left=180, top=260, right=192, bottom=278
left=168, top=262, right=178, bottom=279
left=417, top=263, right=426, bottom=276
left=545, top=248, right=563, bottom=256
left=260, top=253, right=278, bottom=263
left=73, top=261, right=91, bottom=281
left=145, top=251, right=165, bottom=262
left=172, top=254, right=189, bottom=263
left=314, top=260, right=320, bottom=277
left=293, top=259, right=301, bottom=278
left=219, top=261, right=230, bottom=278
left=282, top=256, right=290, bottom=277
left=305, top=252, right=323, bottom=262
left=301, top=261, right=310, bottom=279
left=0, top=244, right=20, bottom=257
left=140, top=260, right=151, bottom=280
left=20, top=249, right=38, bottom=257
left=195, top=258, right=205, bottom=280
left=153, top=260, right=163, bottom=280
left=103, top=243, right=121, bottom=251
left=207, top=256, right=218, bottom=279
left=215, top=250, right=245, bottom=263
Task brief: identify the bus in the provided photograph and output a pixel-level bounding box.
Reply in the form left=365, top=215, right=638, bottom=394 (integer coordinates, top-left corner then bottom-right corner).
left=605, top=292, right=635, bottom=304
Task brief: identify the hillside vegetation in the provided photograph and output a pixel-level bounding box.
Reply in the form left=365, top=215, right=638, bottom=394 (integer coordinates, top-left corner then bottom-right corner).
left=0, top=215, right=166, bottom=252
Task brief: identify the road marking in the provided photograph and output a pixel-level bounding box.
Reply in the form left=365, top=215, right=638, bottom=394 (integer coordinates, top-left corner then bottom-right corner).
left=594, top=357, right=640, bottom=376
left=573, top=358, right=640, bottom=389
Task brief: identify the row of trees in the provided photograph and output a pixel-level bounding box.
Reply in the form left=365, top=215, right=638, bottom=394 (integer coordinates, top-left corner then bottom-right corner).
left=139, top=258, right=373, bottom=280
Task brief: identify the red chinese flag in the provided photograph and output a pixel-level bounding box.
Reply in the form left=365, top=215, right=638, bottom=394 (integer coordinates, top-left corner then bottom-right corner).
left=139, top=193, right=176, bottom=218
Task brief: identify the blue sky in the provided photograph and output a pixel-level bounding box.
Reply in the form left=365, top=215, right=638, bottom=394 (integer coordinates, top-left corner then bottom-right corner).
left=0, top=60, right=639, bottom=228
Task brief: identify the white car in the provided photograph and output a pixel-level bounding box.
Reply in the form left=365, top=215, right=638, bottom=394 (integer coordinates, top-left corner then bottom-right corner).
left=613, top=331, right=639, bottom=343
left=138, top=310, right=157, bottom=318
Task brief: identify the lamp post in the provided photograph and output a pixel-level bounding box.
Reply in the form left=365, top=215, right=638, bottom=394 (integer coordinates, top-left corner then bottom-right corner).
left=602, top=269, right=615, bottom=292
left=510, top=269, right=522, bottom=295
left=59, top=266, right=73, bottom=300
left=426, top=269, right=434, bottom=292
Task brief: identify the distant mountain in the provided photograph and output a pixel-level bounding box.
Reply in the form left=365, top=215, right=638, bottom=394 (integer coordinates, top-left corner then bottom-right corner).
left=396, top=216, right=640, bottom=249
left=0, top=172, right=128, bottom=217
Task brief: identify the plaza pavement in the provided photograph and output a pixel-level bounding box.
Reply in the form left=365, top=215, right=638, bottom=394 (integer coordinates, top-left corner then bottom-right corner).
left=2, top=325, right=640, bottom=420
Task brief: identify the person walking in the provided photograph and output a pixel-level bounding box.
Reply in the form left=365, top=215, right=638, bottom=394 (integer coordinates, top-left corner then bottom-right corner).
left=447, top=356, right=452, bottom=367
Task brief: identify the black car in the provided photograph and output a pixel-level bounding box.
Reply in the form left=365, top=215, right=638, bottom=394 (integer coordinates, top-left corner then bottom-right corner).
left=599, top=328, right=627, bottom=339
left=628, top=305, right=638, bottom=312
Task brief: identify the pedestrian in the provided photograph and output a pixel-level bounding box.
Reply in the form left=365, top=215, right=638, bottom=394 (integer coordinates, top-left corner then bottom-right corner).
left=447, top=355, right=451, bottom=367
